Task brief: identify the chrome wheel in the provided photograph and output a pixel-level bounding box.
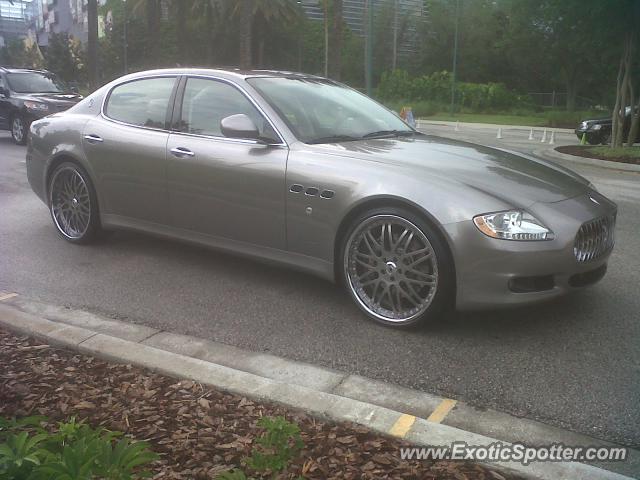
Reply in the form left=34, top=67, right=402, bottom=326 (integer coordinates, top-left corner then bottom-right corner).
left=11, top=117, right=25, bottom=144
left=49, top=166, right=91, bottom=239
left=344, top=214, right=438, bottom=324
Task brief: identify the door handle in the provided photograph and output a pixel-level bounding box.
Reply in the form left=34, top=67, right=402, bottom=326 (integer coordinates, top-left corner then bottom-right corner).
left=84, top=134, right=103, bottom=144
left=170, top=147, right=195, bottom=158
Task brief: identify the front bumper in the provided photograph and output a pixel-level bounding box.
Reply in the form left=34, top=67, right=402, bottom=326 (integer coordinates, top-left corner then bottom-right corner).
left=445, top=190, right=617, bottom=311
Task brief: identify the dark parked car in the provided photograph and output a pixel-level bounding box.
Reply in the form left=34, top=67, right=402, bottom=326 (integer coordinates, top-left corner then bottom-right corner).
left=0, top=67, right=82, bottom=145
left=575, top=106, right=639, bottom=145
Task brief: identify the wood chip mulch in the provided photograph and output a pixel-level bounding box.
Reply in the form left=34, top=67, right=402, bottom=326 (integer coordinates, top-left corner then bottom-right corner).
left=555, top=145, right=640, bottom=164
left=0, top=329, right=522, bottom=479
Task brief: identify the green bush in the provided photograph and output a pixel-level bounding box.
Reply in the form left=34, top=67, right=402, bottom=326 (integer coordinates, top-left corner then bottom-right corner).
left=0, top=416, right=158, bottom=480
left=378, top=69, right=530, bottom=113
left=217, top=416, right=304, bottom=480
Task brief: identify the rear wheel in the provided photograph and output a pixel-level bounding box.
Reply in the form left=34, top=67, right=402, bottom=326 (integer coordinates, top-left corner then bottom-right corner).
left=340, top=207, right=453, bottom=327
left=11, top=115, right=27, bottom=145
left=48, top=162, right=100, bottom=244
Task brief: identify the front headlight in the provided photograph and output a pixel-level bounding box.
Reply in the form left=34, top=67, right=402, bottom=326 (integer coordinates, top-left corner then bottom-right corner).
left=473, top=211, right=554, bottom=241
left=24, top=101, right=49, bottom=111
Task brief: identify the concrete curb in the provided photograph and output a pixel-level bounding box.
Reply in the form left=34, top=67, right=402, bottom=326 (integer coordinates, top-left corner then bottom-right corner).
left=0, top=300, right=636, bottom=480
left=536, top=148, right=640, bottom=173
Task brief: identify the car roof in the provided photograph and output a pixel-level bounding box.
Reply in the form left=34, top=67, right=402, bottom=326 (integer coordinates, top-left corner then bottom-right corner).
left=121, top=67, right=328, bottom=82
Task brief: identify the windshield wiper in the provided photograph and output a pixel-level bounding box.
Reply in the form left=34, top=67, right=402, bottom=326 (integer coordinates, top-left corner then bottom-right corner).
left=306, top=134, right=360, bottom=144
left=361, top=129, right=415, bottom=139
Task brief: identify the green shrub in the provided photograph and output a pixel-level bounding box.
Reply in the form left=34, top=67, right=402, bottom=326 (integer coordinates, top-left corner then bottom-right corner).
left=378, top=69, right=530, bottom=113
left=0, top=416, right=158, bottom=480
left=217, top=416, right=304, bottom=480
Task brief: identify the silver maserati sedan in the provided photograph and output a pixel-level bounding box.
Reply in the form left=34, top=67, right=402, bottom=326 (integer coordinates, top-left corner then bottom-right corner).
left=26, top=68, right=617, bottom=327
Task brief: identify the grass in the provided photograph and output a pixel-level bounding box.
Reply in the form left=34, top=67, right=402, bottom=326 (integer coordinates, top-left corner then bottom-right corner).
left=380, top=100, right=606, bottom=129
left=589, top=146, right=640, bottom=159
left=423, top=113, right=548, bottom=127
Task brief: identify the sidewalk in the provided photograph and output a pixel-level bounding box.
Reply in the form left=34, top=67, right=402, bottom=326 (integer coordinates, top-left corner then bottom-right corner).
left=0, top=295, right=637, bottom=480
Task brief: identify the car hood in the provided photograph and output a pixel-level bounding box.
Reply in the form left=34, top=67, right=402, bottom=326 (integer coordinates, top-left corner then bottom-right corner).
left=583, top=117, right=612, bottom=125
left=304, top=134, right=590, bottom=206
left=20, top=92, right=83, bottom=107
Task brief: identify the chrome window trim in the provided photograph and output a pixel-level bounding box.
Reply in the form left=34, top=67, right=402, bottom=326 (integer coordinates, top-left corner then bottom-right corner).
left=100, top=72, right=288, bottom=147
left=100, top=74, right=178, bottom=133
left=173, top=74, right=287, bottom=147
left=167, top=129, right=287, bottom=148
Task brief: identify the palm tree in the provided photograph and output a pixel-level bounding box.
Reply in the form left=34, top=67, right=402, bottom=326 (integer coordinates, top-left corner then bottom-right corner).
left=87, top=0, right=98, bottom=88
left=330, top=0, right=342, bottom=79
left=131, top=0, right=161, bottom=64
left=173, top=0, right=192, bottom=64
left=320, top=0, right=343, bottom=79
left=230, top=0, right=303, bottom=69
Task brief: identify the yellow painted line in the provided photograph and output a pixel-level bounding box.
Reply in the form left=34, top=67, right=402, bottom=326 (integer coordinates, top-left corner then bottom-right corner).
left=427, top=399, right=457, bottom=423
left=389, top=413, right=416, bottom=438
left=0, top=292, right=18, bottom=301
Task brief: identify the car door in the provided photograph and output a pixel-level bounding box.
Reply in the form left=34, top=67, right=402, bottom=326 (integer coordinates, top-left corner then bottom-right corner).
left=83, top=76, right=178, bottom=225
left=0, top=74, right=10, bottom=129
left=166, top=76, right=288, bottom=250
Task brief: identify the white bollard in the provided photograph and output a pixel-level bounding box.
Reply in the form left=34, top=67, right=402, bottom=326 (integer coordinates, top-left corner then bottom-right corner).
left=455, top=121, right=460, bottom=132
left=528, top=128, right=534, bottom=140
left=540, top=128, right=547, bottom=143
left=549, top=131, right=555, bottom=145
left=496, top=128, right=503, bottom=139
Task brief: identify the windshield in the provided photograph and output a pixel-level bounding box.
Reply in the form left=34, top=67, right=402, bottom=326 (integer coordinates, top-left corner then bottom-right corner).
left=6, top=72, right=67, bottom=94
left=247, top=77, right=413, bottom=144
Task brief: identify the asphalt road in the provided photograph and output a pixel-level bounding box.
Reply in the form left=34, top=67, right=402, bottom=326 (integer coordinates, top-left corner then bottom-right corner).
left=1, top=128, right=639, bottom=449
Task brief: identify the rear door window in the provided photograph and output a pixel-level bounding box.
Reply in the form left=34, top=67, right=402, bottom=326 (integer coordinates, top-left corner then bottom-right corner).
left=106, top=77, right=176, bottom=129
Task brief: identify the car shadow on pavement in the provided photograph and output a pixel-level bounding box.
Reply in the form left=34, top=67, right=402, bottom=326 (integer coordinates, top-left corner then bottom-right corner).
left=100, top=228, right=597, bottom=340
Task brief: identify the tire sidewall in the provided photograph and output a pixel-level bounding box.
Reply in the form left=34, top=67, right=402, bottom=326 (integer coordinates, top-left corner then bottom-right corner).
left=340, top=206, right=454, bottom=328
left=48, top=161, right=100, bottom=244
left=586, top=133, right=601, bottom=145
left=11, top=114, right=27, bottom=145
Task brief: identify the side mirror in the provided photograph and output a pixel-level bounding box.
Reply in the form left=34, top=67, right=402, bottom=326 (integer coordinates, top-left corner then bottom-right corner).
left=220, top=114, right=259, bottom=141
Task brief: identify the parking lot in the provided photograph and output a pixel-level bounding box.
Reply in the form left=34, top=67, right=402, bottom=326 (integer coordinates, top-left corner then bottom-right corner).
left=1, top=127, right=639, bottom=450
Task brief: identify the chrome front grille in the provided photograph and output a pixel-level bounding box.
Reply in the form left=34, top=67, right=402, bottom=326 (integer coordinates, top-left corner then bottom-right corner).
left=574, top=214, right=616, bottom=262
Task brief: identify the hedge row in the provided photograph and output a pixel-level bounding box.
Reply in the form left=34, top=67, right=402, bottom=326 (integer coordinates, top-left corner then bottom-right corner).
left=377, top=70, right=533, bottom=112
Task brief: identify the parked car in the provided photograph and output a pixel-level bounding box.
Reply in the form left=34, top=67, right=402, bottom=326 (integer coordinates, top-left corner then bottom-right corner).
left=0, top=67, right=82, bottom=145
left=575, top=106, right=639, bottom=145
left=26, top=69, right=617, bottom=327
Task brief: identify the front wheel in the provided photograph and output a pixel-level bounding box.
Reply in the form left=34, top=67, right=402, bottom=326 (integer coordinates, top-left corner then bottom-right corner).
left=586, top=133, right=602, bottom=145
left=48, top=162, right=101, bottom=244
left=341, top=208, right=453, bottom=327
left=11, top=115, right=28, bottom=145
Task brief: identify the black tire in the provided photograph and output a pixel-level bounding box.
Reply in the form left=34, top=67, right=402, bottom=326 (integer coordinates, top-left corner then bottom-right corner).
left=586, top=133, right=602, bottom=145
left=600, top=131, right=611, bottom=145
left=48, top=162, right=101, bottom=244
left=10, top=114, right=28, bottom=145
left=339, top=206, right=454, bottom=328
